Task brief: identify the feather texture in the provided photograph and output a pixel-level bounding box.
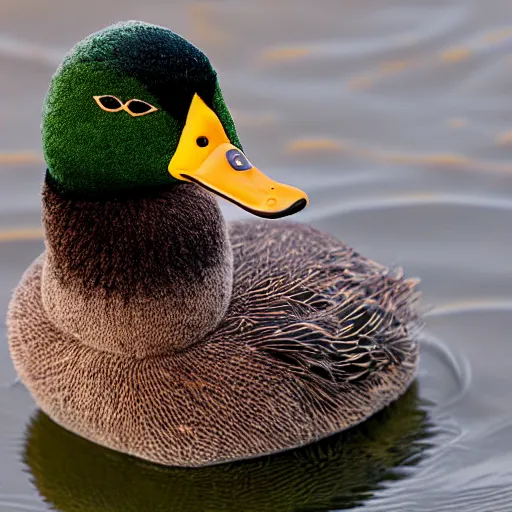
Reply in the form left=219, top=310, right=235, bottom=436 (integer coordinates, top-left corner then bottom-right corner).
left=216, top=221, right=421, bottom=389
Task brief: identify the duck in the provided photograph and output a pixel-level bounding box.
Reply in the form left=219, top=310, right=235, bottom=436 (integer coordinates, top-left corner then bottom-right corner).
left=7, top=20, right=421, bottom=467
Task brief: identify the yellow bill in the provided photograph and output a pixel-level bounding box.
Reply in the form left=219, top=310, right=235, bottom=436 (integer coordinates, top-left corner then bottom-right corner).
left=168, top=94, right=308, bottom=218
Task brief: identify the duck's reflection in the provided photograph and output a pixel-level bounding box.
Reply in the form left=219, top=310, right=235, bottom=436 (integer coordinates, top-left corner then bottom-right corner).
left=23, top=384, right=433, bottom=512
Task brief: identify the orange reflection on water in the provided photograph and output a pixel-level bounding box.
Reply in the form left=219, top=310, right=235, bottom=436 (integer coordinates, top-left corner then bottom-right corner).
left=0, top=152, right=43, bottom=165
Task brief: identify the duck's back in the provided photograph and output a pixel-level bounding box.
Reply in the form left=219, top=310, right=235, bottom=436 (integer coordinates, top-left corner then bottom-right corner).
left=224, top=220, right=420, bottom=393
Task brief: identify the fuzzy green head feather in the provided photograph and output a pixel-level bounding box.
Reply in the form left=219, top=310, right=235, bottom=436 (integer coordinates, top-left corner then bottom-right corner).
left=42, top=21, right=241, bottom=195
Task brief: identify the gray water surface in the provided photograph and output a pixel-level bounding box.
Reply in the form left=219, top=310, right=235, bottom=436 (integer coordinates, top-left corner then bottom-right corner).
left=1, top=0, right=512, bottom=510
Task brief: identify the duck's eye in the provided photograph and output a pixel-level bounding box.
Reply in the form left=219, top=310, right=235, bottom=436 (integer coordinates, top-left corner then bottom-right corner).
left=125, top=100, right=158, bottom=117
left=196, top=136, right=209, bottom=147
left=94, top=95, right=123, bottom=111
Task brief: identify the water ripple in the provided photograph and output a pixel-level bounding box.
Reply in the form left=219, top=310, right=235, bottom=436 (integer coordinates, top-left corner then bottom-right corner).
left=302, top=193, right=512, bottom=222
left=428, top=299, right=512, bottom=317
left=0, top=34, right=62, bottom=67
left=0, top=499, right=45, bottom=511
left=420, top=331, right=472, bottom=410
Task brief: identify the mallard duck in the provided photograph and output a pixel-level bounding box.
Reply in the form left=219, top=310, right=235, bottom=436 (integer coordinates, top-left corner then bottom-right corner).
left=7, top=21, right=421, bottom=467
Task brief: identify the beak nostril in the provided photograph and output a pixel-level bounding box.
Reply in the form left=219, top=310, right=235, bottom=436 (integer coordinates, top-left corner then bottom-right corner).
left=226, top=149, right=253, bottom=171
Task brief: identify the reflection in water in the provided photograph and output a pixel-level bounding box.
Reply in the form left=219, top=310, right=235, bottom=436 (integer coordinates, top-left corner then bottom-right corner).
left=23, top=384, right=433, bottom=512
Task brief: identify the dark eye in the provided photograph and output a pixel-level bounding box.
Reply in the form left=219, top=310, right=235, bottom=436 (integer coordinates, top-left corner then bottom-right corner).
left=97, top=96, right=122, bottom=110
left=196, top=136, right=209, bottom=147
left=126, top=100, right=156, bottom=115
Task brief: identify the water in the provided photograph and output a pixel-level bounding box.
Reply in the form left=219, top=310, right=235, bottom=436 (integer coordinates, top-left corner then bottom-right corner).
left=0, top=0, right=511, bottom=510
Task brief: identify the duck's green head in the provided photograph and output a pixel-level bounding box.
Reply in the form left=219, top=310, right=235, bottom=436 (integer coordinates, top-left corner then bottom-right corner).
left=42, top=21, right=307, bottom=218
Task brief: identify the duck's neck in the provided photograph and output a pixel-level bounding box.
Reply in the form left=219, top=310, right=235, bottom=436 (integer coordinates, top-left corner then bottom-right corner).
left=40, top=176, right=233, bottom=357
